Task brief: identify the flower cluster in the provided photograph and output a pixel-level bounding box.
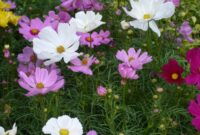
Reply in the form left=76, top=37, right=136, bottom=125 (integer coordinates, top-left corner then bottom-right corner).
left=17, top=47, right=65, bottom=97
left=56, top=0, right=103, bottom=12
left=116, top=48, right=152, bottom=84
left=0, top=0, right=20, bottom=28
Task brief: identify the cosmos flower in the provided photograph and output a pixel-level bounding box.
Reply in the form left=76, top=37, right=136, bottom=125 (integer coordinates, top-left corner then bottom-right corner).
left=123, top=0, right=175, bottom=36
left=58, top=0, right=103, bottom=11
left=68, top=55, right=97, bottom=75
left=44, top=11, right=71, bottom=29
left=19, top=18, right=51, bottom=41
left=18, top=67, right=64, bottom=97
left=98, top=30, right=112, bottom=44
left=80, top=32, right=102, bottom=48
left=116, top=48, right=152, bottom=70
left=118, top=63, right=139, bottom=80
left=185, top=48, right=200, bottom=89
left=69, top=11, right=105, bottom=33
left=188, top=94, right=200, bottom=131
left=160, top=59, right=184, bottom=85
left=42, top=115, right=83, bottom=135
left=179, top=21, right=194, bottom=43
left=33, top=23, right=81, bottom=65
left=86, top=130, right=97, bottom=135
left=165, top=0, right=180, bottom=7
left=17, top=46, right=36, bottom=64
left=97, top=85, right=107, bottom=96
left=0, top=123, right=17, bottom=135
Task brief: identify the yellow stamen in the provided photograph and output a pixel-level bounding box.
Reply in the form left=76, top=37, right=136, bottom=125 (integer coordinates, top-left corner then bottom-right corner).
left=82, top=58, right=88, bottom=65
left=86, top=37, right=93, bottom=42
left=128, top=57, right=134, bottom=62
left=30, top=29, right=39, bottom=35
left=57, top=45, right=65, bottom=54
left=143, top=14, right=151, bottom=20
left=36, top=82, right=44, bottom=89
left=171, top=73, right=179, bottom=80
left=59, top=129, right=69, bottom=135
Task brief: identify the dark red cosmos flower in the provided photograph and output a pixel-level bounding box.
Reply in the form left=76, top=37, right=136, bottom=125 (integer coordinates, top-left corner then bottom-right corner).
left=160, top=59, right=184, bottom=85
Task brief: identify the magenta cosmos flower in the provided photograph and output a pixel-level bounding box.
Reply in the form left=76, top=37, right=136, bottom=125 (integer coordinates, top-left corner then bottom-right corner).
left=179, top=21, right=194, bottom=43
left=18, top=67, right=64, bottom=97
left=116, top=48, right=152, bottom=70
left=160, top=59, right=184, bottom=85
left=185, top=48, right=200, bottom=89
left=68, top=55, right=97, bottom=75
left=188, top=94, right=200, bottom=131
left=44, top=11, right=71, bottom=29
left=80, top=32, right=102, bottom=48
left=19, top=18, right=51, bottom=41
left=97, top=85, right=107, bottom=96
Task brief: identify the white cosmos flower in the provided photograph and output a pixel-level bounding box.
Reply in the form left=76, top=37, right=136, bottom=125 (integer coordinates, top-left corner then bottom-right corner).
left=123, top=0, right=175, bottom=36
left=69, top=11, right=105, bottom=33
left=42, top=115, right=83, bottom=135
left=0, top=123, right=17, bottom=135
left=33, top=23, right=81, bottom=65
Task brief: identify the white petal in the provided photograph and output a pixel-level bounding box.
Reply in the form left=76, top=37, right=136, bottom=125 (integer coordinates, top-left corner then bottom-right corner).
left=38, top=26, right=61, bottom=45
left=67, top=41, right=80, bottom=52
left=33, top=38, right=55, bottom=54
left=154, top=2, right=175, bottom=20
left=149, top=20, right=161, bottom=37
left=0, top=126, right=5, bottom=134
left=58, top=23, right=79, bottom=46
left=129, top=20, right=148, bottom=31
left=42, top=118, right=60, bottom=134
left=57, top=115, right=72, bottom=129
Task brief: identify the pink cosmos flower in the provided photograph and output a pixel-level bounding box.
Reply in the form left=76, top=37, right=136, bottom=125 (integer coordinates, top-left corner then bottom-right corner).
left=185, top=48, right=200, bottom=89
left=19, top=18, right=51, bottom=41
left=58, top=0, right=103, bottom=11
left=98, top=30, right=112, bottom=44
left=80, top=32, right=102, bottom=48
left=116, top=48, right=152, bottom=70
left=18, top=67, right=64, bottom=97
left=97, top=86, right=107, bottom=96
left=179, top=21, right=194, bottom=43
left=188, top=94, right=200, bottom=131
left=18, top=16, right=30, bottom=26
left=68, top=55, right=97, bottom=75
left=5, top=0, right=16, bottom=10
left=118, top=63, right=139, bottom=80
left=17, top=46, right=36, bottom=64
left=44, top=11, right=71, bottom=29
left=87, top=130, right=97, bottom=135
left=165, top=0, right=180, bottom=7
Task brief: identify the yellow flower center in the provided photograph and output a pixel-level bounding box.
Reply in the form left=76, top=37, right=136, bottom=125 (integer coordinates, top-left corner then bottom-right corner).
left=82, top=58, right=88, bottom=65
left=36, top=82, right=44, bottom=89
left=86, top=37, right=93, bottom=42
left=171, top=73, right=179, bottom=80
left=143, top=14, right=151, bottom=20
left=128, top=57, right=134, bottom=62
left=30, top=29, right=39, bottom=35
left=59, top=129, right=69, bottom=135
left=57, top=45, right=65, bottom=54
